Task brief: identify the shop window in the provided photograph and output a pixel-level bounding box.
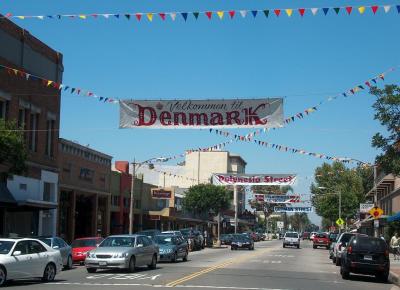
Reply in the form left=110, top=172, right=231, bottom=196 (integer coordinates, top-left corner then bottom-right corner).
left=0, top=99, right=8, bottom=120
left=43, top=182, right=54, bottom=202
left=29, top=113, right=39, bottom=152
left=46, top=119, right=55, bottom=157
left=79, top=168, right=94, bottom=182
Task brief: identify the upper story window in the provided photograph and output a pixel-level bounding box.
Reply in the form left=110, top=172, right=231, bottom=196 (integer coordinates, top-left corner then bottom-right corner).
left=0, top=99, right=8, bottom=120
left=29, top=113, right=39, bottom=152
left=79, top=167, right=94, bottom=183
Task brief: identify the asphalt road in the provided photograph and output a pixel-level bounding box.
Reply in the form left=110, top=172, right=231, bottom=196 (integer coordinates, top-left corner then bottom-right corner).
left=4, top=240, right=398, bottom=290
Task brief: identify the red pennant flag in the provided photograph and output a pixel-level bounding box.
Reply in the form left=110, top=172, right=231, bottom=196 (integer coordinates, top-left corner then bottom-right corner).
left=274, top=9, right=281, bottom=17
left=380, top=74, right=385, bottom=80
left=159, top=13, right=166, bottom=20
left=91, top=14, right=98, bottom=18
left=135, top=13, right=142, bottom=21
left=5, top=13, right=12, bottom=18
left=365, top=81, right=371, bottom=87
left=371, top=6, right=379, bottom=14
left=205, top=11, right=212, bottom=19
left=345, top=6, right=353, bottom=15
left=229, top=11, right=235, bottom=18
left=298, top=8, right=306, bottom=16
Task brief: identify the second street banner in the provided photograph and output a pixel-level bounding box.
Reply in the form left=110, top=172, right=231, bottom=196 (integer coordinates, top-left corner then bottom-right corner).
left=274, top=207, right=313, bottom=213
left=119, top=98, right=283, bottom=129
left=212, top=173, right=296, bottom=186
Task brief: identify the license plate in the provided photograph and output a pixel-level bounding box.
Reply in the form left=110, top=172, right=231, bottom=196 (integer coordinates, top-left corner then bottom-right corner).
left=364, top=255, right=373, bottom=261
left=99, top=261, right=107, bottom=266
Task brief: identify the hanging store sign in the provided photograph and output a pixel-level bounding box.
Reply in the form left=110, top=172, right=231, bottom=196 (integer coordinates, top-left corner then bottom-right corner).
left=265, top=195, right=301, bottom=204
left=359, top=203, right=374, bottom=213
left=119, top=99, right=283, bottom=129
left=274, top=207, right=313, bottom=213
left=151, top=189, right=172, bottom=199
left=254, top=194, right=265, bottom=202
left=212, top=173, right=296, bottom=186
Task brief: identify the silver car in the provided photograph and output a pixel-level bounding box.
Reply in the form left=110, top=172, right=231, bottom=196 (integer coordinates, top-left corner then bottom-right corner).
left=39, top=237, right=72, bottom=269
left=85, top=235, right=159, bottom=273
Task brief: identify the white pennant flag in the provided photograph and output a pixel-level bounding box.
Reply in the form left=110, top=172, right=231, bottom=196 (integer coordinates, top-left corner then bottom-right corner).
left=102, top=14, right=110, bottom=18
left=59, top=84, right=63, bottom=90
left=25, top=73, right=30, bottom=80
left=311, top=8, right=319, bottom=15
left=239, top=10, right=248, bottom=18
left=384, top=5, right=391, bottom=13
left=37, top=16, right=44, bottom=20
left=170, top=12, right=177, bottom=21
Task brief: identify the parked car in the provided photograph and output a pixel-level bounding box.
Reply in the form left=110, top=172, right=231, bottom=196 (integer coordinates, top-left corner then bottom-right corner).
left=333, top=232, right=368, bottom=266
left=38, top=236, right=73, bottom=269
left=180, top=229, right=203, bottom=251
left=161, top=231, right=183, bottom=238
left=0, top=238, right=63, bottom=287
left=309, top=232, right=317, bottom=241
left=136, top=230, right=161, bottom=240
left=302, top=232, right=310, bottom=240
left=220, top=234, right=234, bottom=245
left=85, top=235, right=159, bottom=273
left=283, top=232, right=300, bottom=248
left=231, top=234, right=254, bottom=250
left=313, top=233, right=330, bottom=249
left=155, top=235, right=188, bottom=262
left=71, top=237, right=103, bottom=264
left=340, top=236, right=390, bottom=282
left=278, top=232, right=285, bottom=240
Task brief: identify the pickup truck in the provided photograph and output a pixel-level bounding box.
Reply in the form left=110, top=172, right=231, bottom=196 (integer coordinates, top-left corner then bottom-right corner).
left=283, top=232, right=300, bottom=248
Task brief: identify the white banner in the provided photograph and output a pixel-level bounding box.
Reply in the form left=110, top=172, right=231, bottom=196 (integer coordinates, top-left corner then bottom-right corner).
left=274, top=207, right=313, bottom=213
left=212, top=174, right=296, bottom=186
left=277, top=221, right=284, bottom=229
left=360, top=203, right=374, bottom=213
left=119, top=98, right=283, bottom=129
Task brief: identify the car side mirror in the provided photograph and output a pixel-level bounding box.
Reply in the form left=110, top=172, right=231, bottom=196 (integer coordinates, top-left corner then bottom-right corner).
left=137, top=244, right=144, bottom=248
left=13, top=251, right=22, bottom=256
left=53, top=246, right=59, bottom=249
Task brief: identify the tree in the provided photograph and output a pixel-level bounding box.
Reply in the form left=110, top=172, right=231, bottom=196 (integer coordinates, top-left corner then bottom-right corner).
left=288, top=213, right=311, bottom=232
left=310, top=162, right=365, bottom=225
left=0, top=119, right=27, bottom=182
left=370, top=85, right=400, bottom=175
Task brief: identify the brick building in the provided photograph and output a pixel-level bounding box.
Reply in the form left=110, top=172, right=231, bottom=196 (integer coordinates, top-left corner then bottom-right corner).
left=58, top=138, right=112, bottom=242
left=0, top=16, right=63, bottom=236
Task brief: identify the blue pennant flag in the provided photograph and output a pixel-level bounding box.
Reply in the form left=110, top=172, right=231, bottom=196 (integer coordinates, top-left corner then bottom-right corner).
left=323, top=8, right=329, bottom=15
left=397, top=5, right=400, bottom=13
left=252, top=10, right=258, bottom=18
left=181, top=12, right=188, bottom=21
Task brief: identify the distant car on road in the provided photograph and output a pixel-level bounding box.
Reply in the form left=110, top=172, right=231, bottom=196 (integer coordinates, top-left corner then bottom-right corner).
left=85, top=235, right=159, bottom=273
left=333, top=232, right=368, bottom=266
left=283, top=232, right=300, bottom=249
left=220, top=234, right=234, bottom=245
left=302, top=232, right=310, bottom=240
left=340, top=235, right=390, bottom=282
left=161, top=231, right=183, bottom=238
left=231, top=234, right=254, bottom=250
left=180, top=229, right=203, bottom=251
left=38, top=236, right=73, bottom=269
left=0, top=238, right=63, bottom=287
left=309, top=232, right=317, bottom=241
left=155, top=235, right=188, bottom=262
left=71, top=237, right=103, bottom=264
left=313, top=233, right=330, bottom=249
left=136, top=230, right=161, bottom=240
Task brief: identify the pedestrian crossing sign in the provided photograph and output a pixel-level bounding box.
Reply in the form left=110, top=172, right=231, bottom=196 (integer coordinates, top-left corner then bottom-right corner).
left=336, top=218, right=344, bottom=226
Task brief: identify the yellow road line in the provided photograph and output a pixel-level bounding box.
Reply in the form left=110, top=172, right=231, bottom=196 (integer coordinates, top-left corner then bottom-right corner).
left=166, top=247, right=271, bottom=287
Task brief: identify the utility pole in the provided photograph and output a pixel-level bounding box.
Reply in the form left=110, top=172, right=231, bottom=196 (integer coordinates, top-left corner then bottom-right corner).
left=374, top=165, right=379, bottom=238
left=129, top=158, right=136, bottom=235
left=234, top=185, right=238, bottom=234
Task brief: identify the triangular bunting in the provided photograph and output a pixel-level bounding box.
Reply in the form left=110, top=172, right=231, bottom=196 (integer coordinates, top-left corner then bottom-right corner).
left=135, top=13, right=142, bottom=21
left=217, top=11, right=224, bottom=19
left=333, top=8, right=340, bottom=15
left=147, top=13, right=153, bottom=22
left=298, top=9, right=305, bottom=17
left=384, top=5, right=391, bottom=13
left=170, top=13, right=177, bottom=21
left=346, top=7, right=353, bottom=15
left=239, top=10, right=247, bottom=18
left=323, top=8, right=329, bottom=15
left=263, top=10, right=270, bottom=18
left=311, top=8, right=319, bottom=15
left=371, top=6, right=379, bottom=14
left=193, top=12, right=200, bottom=19
left=205, top=11, right=212, bottom=19
left=285, top=9, right=293, bottom=17
left=251, top=10, right=258, bottom=18
left=159, top=13, right=166, bottom=21
left=396, top=5, right=400, bottom=13
left=181, top=12, right=188, bottom=21
left=229, top=11, right=235, bottom=18
left=274, top=9, right=281, bottom=17
left=125, top=14, right=131, bottom=20
left=358, top=6, right=366, bottom=14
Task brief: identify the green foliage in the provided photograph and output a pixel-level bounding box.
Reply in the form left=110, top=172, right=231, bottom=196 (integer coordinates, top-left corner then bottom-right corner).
left=370, top=85, right=400, bottom=175
left=310, top=162, right=365, bottom=223
left=288, top=213, right=311, bottom=232
left=183, top=184, right=231, bottom=215
left=0, top=119, right=27, bottom=177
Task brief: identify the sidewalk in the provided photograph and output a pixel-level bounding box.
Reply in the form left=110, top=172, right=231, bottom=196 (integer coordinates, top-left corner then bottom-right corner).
left=389, top=256, right=400, bottom=286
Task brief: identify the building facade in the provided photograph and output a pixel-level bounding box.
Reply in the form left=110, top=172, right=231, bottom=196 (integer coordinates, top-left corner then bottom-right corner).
left=0, top=16, right=63, bottom=237
left=58, top=139, right=112, bottom=242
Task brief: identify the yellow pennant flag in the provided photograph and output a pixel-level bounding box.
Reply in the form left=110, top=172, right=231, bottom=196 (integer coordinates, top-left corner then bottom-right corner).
left=12, top=69, right=18, bottom=75
left=285, top=9, right=293, bottom=17
left=79, top=15, right=87, bottom=19
left=47, top=80, right=53, bottom=87
left=217, top=11, right=224, bottom=19
left=358, top=6, right=366, bottom=14
left=17, top=16, right=25, bottom=20
left=354, top=87, right=360, bottom=92
left=147, top=13, right=153, bottom=21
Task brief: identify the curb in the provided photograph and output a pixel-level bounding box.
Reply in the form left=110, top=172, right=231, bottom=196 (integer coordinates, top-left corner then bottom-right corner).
left=389, top=271, right=400, bottom=287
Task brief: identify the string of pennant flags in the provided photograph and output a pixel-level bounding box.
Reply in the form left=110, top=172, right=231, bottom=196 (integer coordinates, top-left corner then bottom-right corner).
left=2, top=4, right=400, bottom=22
left=152, top=167, right=209, bottom=183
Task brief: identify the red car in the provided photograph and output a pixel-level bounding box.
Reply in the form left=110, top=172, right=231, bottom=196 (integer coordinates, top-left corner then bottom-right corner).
left=71, top=237, right=103, bottom=264
left=313, top=233, right=330, bottom=249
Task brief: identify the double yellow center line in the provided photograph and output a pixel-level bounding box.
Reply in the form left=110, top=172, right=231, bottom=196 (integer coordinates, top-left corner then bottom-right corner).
left=166, top=247, right=271, bottom=287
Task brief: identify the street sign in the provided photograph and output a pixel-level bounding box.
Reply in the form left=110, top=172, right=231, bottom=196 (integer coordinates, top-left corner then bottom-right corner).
left=360, top=203, right=374, bottom=213
left=277, top=221, right=284, bottom=229
left=369, top=206, right=384, bottom=219
left=336, top=218, right=345, bottom=226
left=374, top=219, right=379, bottom=228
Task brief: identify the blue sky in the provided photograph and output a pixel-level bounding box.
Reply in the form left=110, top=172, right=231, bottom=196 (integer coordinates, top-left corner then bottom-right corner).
left=3, top=1, right=399, bottom=224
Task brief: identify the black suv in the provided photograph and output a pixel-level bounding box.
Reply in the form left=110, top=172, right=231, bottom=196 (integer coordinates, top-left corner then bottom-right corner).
left=340, top=235, right=390, bottom=282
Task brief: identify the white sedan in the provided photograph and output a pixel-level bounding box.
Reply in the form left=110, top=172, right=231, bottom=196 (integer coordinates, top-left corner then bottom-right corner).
left=0, top=238, right=63, bottom=287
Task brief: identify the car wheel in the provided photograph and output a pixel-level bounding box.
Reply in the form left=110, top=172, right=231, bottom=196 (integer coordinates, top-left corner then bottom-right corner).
left=171, top=253, right=177, bottom=263
left=340, top=265, right=350, bottom=280
left=65, top=255, right=73, bottom=270
left=313, top=245, right=317, bottom=249
left=128, top=257, right=136, bottom=273
left=297, top=245, right=300, bottom=249
left=283, top=244, right=285, bottom=248
left=332, top=257, right=336, bottom=264
left=0, top=266, right=7, bottom=287
left=183, top=251, right=188, bottom=262
left=87, top=268, right=97, bottom=273
left=148, top=254, right=157, bottom=269
left=376, top=268, right=389, bottom=282
left=335, top=257, right=341, bottom=266
left=42, top=263, right=56, bottom=282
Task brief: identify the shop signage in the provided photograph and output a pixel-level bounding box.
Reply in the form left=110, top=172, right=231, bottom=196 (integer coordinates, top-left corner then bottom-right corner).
left=119, top=98, right=284, bottom=129
left=265, top=195, right=301, bottom=204
left=359, top=203, right=374, bottom=213
left=254, top=194, right=265, bottom=202
left=274, top=207, right=313, bottom=213
left=151, top=189, right=172, bottom=199
left=277, top=221, right=284, bottom=229
left=212, top=173, right=296, bottom=186
left=149, top=215, right=161, bottom=221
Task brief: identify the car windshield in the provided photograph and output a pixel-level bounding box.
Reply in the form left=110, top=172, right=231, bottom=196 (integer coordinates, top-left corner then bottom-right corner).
left=329, top=234, right=338, bottom=241
left=0, top=241, right=14, bottom=254
left=352, top=237, right=387, bottom=252
left=99, top=237, right=136, bottom=247
left=285, top=233, right=298, bottom=238
left=340, top=234, right=354, bottom=244
left=155, top=235, right=176, bottom=245
left=72, top=239, right=98, bottom=248
left=316, top=234, right=327, bottom=238
left=39, top=238, right=52, bottom=246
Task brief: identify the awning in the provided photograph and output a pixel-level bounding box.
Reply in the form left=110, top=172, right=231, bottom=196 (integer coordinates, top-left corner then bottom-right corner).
left=16, top=199, right=58, bottom=210
left=387, top=212, right=400, bottom=222
left=0, top=183, right=17, bottom=205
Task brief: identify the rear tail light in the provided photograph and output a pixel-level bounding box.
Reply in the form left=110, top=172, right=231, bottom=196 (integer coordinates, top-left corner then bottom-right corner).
left=347, top=246, right=352, bottom=254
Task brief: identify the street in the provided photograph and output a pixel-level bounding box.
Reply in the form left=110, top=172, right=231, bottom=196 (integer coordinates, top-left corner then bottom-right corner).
left=4, top=240, right=396, bottom=290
